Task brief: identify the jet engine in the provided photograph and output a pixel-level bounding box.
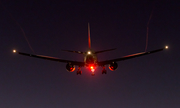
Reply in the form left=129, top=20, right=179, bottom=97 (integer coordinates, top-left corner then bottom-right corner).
left=109, top=62, right=118, bottom=71
left=66, top=63, right=75, bottom=72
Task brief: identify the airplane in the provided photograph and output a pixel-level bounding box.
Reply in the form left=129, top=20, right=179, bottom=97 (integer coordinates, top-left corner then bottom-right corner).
left=13, top=23, right=168, bottom=76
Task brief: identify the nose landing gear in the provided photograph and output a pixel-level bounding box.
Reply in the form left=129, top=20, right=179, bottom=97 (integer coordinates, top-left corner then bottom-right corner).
left=91, top=72, right=95, bottom=76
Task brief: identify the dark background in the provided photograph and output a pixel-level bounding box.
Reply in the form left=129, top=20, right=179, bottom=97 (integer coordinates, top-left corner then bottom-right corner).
left=0, top=0, right=179, bottom=108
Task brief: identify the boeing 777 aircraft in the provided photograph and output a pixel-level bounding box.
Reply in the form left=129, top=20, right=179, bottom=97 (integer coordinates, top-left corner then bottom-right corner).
left=13, top=23, right=168, bottom=76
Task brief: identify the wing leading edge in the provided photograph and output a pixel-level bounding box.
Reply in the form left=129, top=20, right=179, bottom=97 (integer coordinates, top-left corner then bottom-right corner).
left=97, top=47, right=167, bottom=66
left=15, top=51, right=85, bottom=66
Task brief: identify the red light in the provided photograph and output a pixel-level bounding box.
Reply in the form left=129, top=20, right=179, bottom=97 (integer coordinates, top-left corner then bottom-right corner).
left=89, top=66, right=95, bottom=72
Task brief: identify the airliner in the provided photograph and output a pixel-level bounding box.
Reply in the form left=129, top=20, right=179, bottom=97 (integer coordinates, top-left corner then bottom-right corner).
left=13, top=23, right=168, bottom=76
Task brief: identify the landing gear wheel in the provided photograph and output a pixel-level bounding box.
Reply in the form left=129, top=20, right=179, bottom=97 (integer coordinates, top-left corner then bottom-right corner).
left=102, top=66, right=107, bottom=74
left=91, top=73, right=95, bottom=76
left=102, top=70, right=107, bottom=74
left=77, top=67, right=82, bottom=75
left=77, top=71, right=82, bottom=75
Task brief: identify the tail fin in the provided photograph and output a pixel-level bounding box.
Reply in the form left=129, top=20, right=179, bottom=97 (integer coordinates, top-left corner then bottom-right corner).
left=88, top=23, right=91, bottom=49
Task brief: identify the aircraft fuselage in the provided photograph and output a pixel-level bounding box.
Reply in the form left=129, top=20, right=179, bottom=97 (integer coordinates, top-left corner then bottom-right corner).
left=84, top=50, right=98, bottom=71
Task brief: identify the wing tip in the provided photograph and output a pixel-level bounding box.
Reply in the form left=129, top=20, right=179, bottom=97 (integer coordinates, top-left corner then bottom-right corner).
left=165, top=45, right=168, bottom=49
left=13, top=49, right=17, bottom=53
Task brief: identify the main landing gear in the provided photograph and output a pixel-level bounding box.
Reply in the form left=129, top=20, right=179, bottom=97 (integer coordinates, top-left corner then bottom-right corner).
left=77, top=67, right=82, bottom=75
left=102, top=66, right=107, bottom=74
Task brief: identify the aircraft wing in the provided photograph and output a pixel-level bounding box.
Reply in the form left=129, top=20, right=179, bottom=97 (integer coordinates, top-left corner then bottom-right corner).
left=97, top=47, right=166, bottom=66
left=15, top=51, right=85, bottom=66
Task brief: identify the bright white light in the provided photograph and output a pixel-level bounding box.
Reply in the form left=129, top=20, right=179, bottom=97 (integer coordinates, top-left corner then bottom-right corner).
left=13, top=50, right=16, bottom=53
left=89, top=66, right=95, bottom=72
left=87, top=51, right=91, bottom=54
left=91, top=69, right=95, bottom=72
left=165, top=46, right=168, bottom=49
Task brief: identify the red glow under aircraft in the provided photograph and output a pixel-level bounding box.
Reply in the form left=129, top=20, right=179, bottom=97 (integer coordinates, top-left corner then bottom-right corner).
left=13, top=23, right=168, bottom=76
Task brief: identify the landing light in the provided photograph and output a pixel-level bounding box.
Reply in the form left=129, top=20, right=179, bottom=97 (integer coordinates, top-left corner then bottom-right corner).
left=13, top=50, right=16, bottom=53
left=165, top=46, right=168, bottom=49
left=90, top=66, right=95, bottom=72
left=87, top=51, right=91, bottom=54
left=90, top=66, right=94, bottom=69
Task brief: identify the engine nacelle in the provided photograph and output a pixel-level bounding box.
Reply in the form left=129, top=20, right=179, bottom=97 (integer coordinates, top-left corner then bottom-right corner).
left=109, top=62, right=118, bottom=71
left=66, top=63, right=75, bottom=72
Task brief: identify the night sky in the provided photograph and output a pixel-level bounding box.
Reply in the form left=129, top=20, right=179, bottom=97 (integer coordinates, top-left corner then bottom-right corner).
left=0, top=0, right=180, bottom=108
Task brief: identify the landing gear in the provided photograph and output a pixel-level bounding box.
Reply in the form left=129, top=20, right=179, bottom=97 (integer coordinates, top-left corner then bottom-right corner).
left=77, top=71, right=82, bottom=75
left=102, top=66, right=107, bottom=74
left=91, top=72, right=95, bottom=76
left=77, top=67, right=82, bottom=75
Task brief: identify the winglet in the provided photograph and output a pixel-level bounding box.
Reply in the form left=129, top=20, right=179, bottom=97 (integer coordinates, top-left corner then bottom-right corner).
left=88, top=23, right=91, bottom=49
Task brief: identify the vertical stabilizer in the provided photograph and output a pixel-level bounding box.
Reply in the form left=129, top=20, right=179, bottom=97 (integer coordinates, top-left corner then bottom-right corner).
left=88, top=23, right=91, bottom=49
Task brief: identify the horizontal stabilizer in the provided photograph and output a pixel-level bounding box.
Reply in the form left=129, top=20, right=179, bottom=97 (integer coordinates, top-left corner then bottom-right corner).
left=95, top=48, right=116, bottom=54
left=62, top=50, right=85, bottom=54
